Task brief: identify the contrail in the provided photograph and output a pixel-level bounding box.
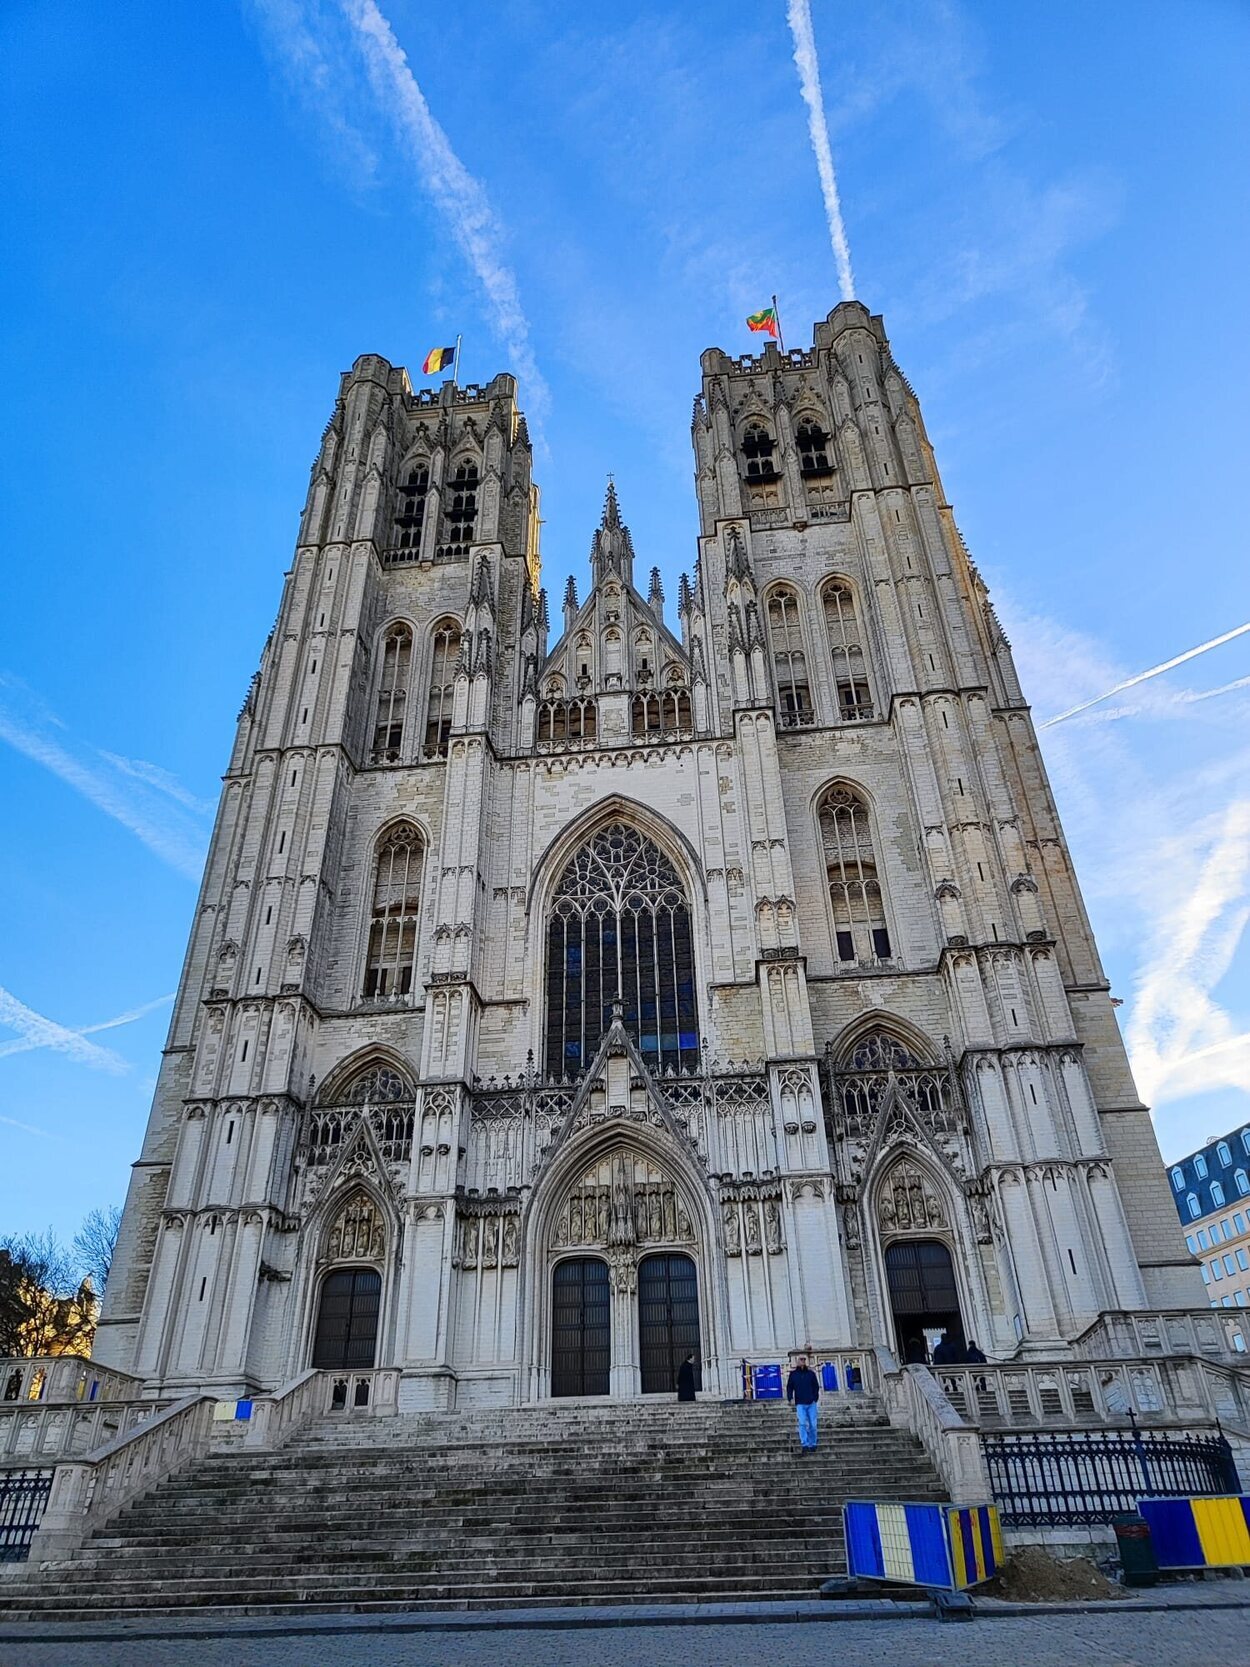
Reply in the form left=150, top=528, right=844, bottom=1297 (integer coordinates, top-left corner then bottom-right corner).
left=1042, top=623, right=1250, bottom=727
left=340, top=0, right=550, bottom=424
left=786, top=0, right=855, bottom=301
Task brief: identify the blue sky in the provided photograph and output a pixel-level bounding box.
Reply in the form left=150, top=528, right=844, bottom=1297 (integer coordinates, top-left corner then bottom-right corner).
left=1, top=0, right=1247, bottom=1244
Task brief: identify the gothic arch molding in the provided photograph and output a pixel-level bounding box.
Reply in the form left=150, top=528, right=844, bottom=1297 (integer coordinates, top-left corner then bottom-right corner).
left=526, top=795, right=708, bottom=924
left=291, top=1174, right=403, bottom=1375
left=314, top=1044, right=419, bottom=1108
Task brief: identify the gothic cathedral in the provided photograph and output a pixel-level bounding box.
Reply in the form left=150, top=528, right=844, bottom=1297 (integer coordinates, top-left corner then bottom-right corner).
left=98, top=301, right=1201, bottom=1405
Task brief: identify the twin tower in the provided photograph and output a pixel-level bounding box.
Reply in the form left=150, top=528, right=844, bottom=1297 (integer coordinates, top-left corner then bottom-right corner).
left=98, top=301, right=1198, bottom=1406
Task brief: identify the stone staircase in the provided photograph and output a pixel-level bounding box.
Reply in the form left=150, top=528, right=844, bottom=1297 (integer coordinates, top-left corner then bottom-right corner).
left=0, top=1396, right=947, bottom=1619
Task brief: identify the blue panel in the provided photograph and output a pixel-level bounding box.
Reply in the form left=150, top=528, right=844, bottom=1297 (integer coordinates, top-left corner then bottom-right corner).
left=844, top=1502, right=885, bottom=1580
left=753, top=1364, right=784, bottom=1399
left=905, top=1503, right=951, bottom=1587
left=1139, top=1498, right=1203, bottom=1568
left=235, top=1398, right=253, bottom=1421
left=821, top=1362, right=839, bottom=1391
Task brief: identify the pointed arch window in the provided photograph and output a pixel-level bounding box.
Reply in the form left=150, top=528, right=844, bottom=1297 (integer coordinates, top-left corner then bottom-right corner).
left=822, top=581, right=874, bottom=722
left=389, top=461, right=429, bottom=562
left=795, top=416, right=832, bottom=476
left=371, top=624, right=413, bottom=764
left=766, top=587, right=812, bottom=727
left=741, top=422, right=778, bottom=481
left=439, top=461, right=478, bottom=560
left=1188, top=1193, right=1201, bottom=1219
left=1195, top=1154, right=1208, bottom=1178
left=424, top=619, right=461, bottom=759
left=362, top=823, right=424, bottom=999
left=819, top=785, right=892, bottom=964
left=632, top=690, right=693, bottom=738
left=1218, top=1141, right=1232, bottom=1167
left=1212, top=1181, right=1226, bottom=1207
left=545, top=822, right=699, bottom=1079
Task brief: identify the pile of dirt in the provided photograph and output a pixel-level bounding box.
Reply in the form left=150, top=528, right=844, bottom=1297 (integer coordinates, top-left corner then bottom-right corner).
left=980, top=1546, right=1128, bottom=1603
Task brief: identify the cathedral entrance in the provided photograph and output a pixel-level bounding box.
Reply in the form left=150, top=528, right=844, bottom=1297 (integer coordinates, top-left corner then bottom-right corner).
left=311, top=1267, right=382, bottom=1369
left=638, top=1253, right=700, bottom=1393
left=551, top=1258, right=611, bottom=1396
left=885, top=1240, right=964, bottom=1361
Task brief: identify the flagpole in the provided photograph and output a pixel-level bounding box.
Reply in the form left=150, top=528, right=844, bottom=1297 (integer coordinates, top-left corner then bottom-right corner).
left=454, top=332, right=462, bottom=385
left=772, top=293, right=785, bottom=354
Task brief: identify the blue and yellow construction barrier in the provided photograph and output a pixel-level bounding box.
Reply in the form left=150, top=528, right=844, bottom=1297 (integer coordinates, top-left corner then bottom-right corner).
left=844, top=1500, right=1004, bottom=1590
left=1138, top=1496, right=1250, bottom=1569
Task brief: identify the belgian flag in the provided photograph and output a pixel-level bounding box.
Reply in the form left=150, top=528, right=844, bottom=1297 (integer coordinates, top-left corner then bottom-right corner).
left=422, top=344, right=457, bottom=375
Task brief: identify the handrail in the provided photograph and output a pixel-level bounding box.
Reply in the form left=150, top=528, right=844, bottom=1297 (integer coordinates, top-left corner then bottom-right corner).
left=878, top=1358, right=991, bottom=1504
left=0, top=1356, right=144, bottom=1406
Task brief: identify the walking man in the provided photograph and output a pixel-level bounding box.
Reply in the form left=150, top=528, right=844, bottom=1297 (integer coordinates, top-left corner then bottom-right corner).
left=786, top=1353, right=820, bottom=1450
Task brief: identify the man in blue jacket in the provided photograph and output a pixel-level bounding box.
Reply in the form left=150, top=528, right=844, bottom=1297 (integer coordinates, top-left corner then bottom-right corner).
left=786, top=1353, right=821, bottom=1450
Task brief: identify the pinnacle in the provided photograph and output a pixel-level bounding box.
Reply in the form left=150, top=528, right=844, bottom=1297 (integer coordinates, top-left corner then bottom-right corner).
left=602, top=476, right=621, bottom=528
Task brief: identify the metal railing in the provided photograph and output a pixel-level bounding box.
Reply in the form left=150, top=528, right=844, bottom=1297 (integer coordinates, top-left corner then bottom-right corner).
left=0, top=1469, right=53, bottom=1563
left=985, top=1426, right=1240, bottom=1526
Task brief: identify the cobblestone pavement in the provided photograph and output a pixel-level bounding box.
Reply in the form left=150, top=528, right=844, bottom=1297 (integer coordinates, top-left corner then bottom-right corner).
left=4, top=1605, right=1250, bottom=1667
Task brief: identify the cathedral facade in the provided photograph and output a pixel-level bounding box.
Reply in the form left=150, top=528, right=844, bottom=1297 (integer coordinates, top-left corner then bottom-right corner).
left=98, top=301, right=1201, bottom=1406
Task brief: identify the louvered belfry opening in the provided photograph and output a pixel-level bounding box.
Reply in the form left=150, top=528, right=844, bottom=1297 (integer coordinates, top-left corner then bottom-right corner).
left=544, top=823, right=699, bottom=1080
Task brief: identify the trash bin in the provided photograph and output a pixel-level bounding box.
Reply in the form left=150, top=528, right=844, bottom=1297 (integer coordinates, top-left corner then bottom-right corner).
left=1112, top=1512, right=1159, bottom=1587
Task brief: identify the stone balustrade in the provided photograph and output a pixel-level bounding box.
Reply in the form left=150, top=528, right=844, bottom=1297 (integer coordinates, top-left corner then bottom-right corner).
left=1069, top=1308, right=1250, bottom=1360
left=933, top=1355, right=1250, bottom=1432
left=0, top=1356, right=144, bottom=1407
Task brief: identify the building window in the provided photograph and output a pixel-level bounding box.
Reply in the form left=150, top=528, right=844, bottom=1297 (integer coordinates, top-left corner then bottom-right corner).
left=767, top=587, right=813, bottom=727
left=631, top=690, right=692, bottom=738
left=1212, top=1260, right=1224, bottom=1280
left=1235, top=1212, right=1246, bottom=1233
left=390, top=462, right=429, bottom=560
left=424, top=619, right=461, bottom=759
left=1186, top=1234, right=1198, bottom=1253
left=1202, top=1264, right=1211, bottom=1283
left=795, top=416, right=832, bottom=475
left=362, top=823, right=423, bottom=999
left=1237, top=1249, right=1249, bottom=1273
left=544, top=822, right=699, bottom=1080
left=1218, top=1141, right=1233, bottom=1167
left=1171, top=1167, right=1185, bottom=1191
left=1189, top=1194, right=1201, bottom=1219
left=1222, top=1219, right=1233, bottom=1240
left=1224, top=1295, right=1235, bottom=1308
left=1195, top=1154, right=1208, bottom=1178
left=818, top=784, right=892, bottom=964
left=1198, top=1227, right=1210, bottom=1247
left=1212, top=1181, right=1226, bottom=1207
left=439, top=461, right=478, bottom=560
left=1225, top=1253, right=1237, bottom=1276
left=741, top=422, right=778, bottom=481
left=1242, top=1130, right=1250, bottom=1156
left=822, top=580, right=874, bottom=721
left=1237, top=1171, right=1249, bottom=1198
left=537, top=697, right=597, bottom=746
left=370, top=623, right=413, bottom=764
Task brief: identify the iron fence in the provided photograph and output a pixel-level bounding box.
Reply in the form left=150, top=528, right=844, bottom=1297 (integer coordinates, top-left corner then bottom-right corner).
left=984, top=1427, right=1240, bottom=1526
left=0, top=1468, right=53, bottom=1562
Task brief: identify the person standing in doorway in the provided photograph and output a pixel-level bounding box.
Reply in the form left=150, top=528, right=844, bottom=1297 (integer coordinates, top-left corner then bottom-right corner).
left=786, top=1353, right=820, bottom=1450
left=676, top=1352, right=698, bottom=1402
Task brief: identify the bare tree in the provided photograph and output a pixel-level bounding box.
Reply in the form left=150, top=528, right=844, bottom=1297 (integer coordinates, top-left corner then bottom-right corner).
left=74, top=1204, right=123, bottom=1299
left=0, top=1230, right=96, bottom=1358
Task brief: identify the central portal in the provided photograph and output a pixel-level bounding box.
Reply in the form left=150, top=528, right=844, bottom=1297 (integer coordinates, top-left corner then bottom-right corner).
left=638, top=1252, right=700, bottom=1393
left=551, top=1257, right=611, bottom=1396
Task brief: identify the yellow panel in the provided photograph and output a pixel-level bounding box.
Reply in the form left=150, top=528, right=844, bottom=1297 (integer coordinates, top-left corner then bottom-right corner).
left=1192, top=1497, right=1250, bottom=1567
left=876, top=1504, right=916, bottom=1584
left=947, top=1508, right=968, bottom=1587
left=988, top=1504, right=1005, bottom=1569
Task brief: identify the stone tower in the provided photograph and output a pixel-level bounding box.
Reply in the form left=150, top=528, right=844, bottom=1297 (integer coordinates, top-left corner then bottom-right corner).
left=98, top=306, right=1200, bottom=1404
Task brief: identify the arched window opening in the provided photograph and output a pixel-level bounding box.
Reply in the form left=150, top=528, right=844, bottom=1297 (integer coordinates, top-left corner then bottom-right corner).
left=388, top=462, right=429, bottom=563
left=537, top=697, right=597, bottom=746
left=305, top=1060, right=415, bottom=1168
left=370, top=624, right=413, bottom=764
left=1188, top=1194, right=1201, bottom=1219
left=767, top=587, right=812, bottom=727
left=438, top=461, right=478, bottom=560
left=362, top=824, right=424, bottom=999
left=631, top=690, right=693, bottom=738
left=834, top=1027, right=948, bottom=1127
left=795, top=417, right=832, bottom=475
left=545, top=822, right=699, bottom=1079
left=1212, top=1181, right=1226, bottom=1207
left=822, top=581, right=874, bottom=722
left=819, top=785, right=891, bottom=964
left=1171, top=1167, right=1185, bottom=1191
left=1218, top=1142, right=1232, bottom=1167
left=424, top=620, right=460, bottom=759
left=1195, top=1154, right=1208, bottom=1178
left=741, top=422, right=778, bottom=481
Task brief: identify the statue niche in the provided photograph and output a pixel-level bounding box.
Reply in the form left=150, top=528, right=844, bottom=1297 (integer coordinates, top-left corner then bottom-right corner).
left=550, top=1149, right=694, bottom=1251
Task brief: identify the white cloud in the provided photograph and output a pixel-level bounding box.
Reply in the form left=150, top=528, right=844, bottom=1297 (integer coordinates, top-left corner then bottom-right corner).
left=786, top=0, right=856, bottom=301
left=0, top=680, right=209, bottom=880
left=0, top=987, right=130, bottom=1076
left=0, top=994, right=174, bottom=1064
left=245, top=0, right=379, bottom=190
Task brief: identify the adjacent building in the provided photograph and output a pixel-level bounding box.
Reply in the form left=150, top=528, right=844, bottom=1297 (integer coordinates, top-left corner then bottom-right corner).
left=1169, top=1125, right=1250, bottom=1329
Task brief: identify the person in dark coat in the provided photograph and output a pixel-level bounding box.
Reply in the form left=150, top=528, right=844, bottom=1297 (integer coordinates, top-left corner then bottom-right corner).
left=931, top=1332, right=964, bottom=1365
left=785, top=1353, right=821, bottom=1449
left=964, top=1341, right=988, bottom=1364
left=676, top=1352, right=698, bottom=1402
left=904, top=1335, right=928, bottom=1365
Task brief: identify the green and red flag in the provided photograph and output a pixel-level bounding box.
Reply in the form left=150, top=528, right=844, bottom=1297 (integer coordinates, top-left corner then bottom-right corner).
left=746, top=307, right=779, bottom=339
left=422, top=344, right=457, bottom=375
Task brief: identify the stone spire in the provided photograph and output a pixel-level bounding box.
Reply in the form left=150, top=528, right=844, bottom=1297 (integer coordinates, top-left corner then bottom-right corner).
left=647, top=566, right=665, bottom=620
left=589, top=478, right=635, bottom=586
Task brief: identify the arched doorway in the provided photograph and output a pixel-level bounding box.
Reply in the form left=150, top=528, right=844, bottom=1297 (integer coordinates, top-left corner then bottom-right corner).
left=638, top=1252, right=700, bottom=1394
left=885, top=1240, right=964, bottom=1361
left=311, top=1267, right=382, bottom=1368
left=551, top=1258, right=611, bottom=1396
